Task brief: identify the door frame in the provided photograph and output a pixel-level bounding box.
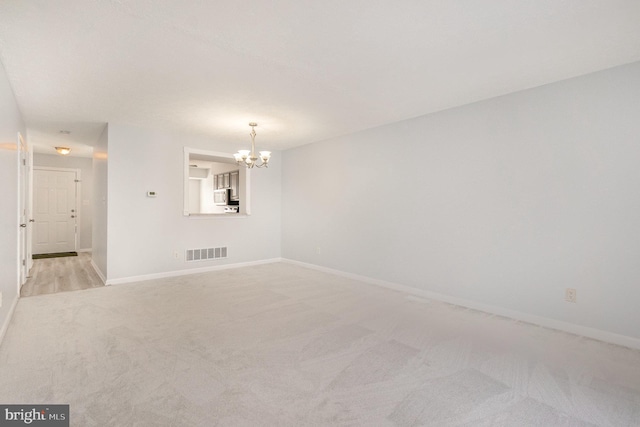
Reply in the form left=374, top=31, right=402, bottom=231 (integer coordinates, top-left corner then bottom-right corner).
left=32, top=166, right=82, bottom=255
left=17, top=132, right=29, bottom=287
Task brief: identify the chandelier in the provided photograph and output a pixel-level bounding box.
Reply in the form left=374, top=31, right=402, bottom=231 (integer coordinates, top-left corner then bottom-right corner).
left=234, top=122, right=271, bottom=168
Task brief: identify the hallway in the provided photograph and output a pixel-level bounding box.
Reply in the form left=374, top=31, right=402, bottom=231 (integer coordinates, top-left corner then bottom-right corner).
left=21, top=252, right=104, bottom=297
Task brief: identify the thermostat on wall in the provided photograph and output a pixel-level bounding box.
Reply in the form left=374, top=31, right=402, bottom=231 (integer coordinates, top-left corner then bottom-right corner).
left=147, top=191, right=157, bottom=197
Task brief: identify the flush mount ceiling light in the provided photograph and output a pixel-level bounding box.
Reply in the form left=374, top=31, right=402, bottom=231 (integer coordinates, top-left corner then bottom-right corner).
left=234, top=123, right=271, bottom=168
left=55, top=146, right=71, bottom=155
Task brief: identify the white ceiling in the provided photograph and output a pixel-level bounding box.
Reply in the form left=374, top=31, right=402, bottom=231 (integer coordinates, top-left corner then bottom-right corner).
left=1, top=0, right=639, bottom=155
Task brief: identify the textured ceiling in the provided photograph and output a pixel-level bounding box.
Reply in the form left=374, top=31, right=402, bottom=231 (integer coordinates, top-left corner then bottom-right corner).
left=1, top=0, right=639, bottom=155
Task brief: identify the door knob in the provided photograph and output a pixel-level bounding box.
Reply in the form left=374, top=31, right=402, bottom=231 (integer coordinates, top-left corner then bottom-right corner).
left=20, top=224, right=26, bottom=228
left=29, top=219, right=35, bottom=222
left=71, top=215, right=76, bottom=218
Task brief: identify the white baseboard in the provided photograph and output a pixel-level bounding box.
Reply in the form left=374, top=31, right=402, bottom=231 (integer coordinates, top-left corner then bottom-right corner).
left=282, top=258, right=640, bottom=351
left=105, top=258, right=283, bottom=286
left=0, top=294, right=19, bottom=349
left=90, top=259, right=106, bottom=284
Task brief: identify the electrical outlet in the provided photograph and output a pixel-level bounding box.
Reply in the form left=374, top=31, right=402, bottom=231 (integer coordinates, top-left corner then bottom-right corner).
left=173, top=251, right=180, bottom=260
left=565, top=288, right=577, bottom=303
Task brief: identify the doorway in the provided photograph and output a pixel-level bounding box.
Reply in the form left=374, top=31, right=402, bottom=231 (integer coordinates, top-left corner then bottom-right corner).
left=32, top=167, right=79, bottom=255
left=22, top=159, right=102, bottom=297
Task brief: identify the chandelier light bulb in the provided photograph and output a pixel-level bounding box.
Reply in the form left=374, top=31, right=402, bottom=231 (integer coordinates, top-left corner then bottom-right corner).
left=259, top=151, right=271, bottom=161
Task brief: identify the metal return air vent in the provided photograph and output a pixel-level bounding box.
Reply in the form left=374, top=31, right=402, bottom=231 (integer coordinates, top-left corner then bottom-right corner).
left=186, top=247, right=227, bottom=262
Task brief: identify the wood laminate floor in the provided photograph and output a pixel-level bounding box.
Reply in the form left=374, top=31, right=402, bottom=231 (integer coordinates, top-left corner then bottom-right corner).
left=20, top=252, right=104, bottom=297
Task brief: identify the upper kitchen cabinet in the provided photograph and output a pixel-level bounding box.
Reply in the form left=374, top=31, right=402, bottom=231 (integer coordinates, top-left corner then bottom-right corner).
left=230, top=171, right=239, bottom=201
left=215, top=171, right=238, bottom=192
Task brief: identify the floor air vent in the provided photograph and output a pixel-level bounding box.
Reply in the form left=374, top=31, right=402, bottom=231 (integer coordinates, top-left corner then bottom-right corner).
left=186, top=247, right=227, bottom=262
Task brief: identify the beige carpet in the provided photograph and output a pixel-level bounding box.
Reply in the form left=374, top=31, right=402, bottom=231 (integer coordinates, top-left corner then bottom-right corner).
left=1, top=262, right=639, bottom=426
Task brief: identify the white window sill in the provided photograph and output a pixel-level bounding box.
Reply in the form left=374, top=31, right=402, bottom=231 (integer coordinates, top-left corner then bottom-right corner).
left=186, top=213, right=250, bottom=219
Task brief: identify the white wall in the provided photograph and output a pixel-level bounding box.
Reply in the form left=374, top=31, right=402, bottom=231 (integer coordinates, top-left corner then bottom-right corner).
left=0, top=59, right=25, bottom=339
left=92, top=126, right=108, bottom=280
left=33, top=153, right=93, bottom=251
left=188, top=179, right=201, bottom=213
left=282, top=61, right=640, bottom=341
left=106, top=123, right=281, bottom=281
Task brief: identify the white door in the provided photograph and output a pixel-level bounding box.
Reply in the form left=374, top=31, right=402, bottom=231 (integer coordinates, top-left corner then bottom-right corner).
left=32, top=168, right=78, bottom=254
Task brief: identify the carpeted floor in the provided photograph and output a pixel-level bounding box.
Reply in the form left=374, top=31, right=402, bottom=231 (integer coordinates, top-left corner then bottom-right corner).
left=1, top=262, right=639, bottom=426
